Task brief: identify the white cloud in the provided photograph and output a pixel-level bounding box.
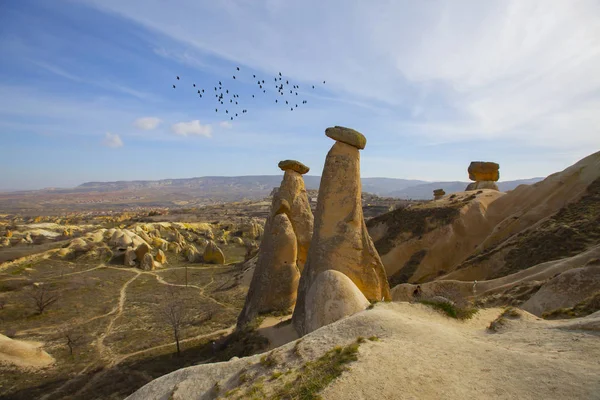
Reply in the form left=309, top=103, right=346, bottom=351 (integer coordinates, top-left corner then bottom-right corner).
left=219, top=121, right=233, bottom=129
left=80, top=0, right=600, bottom=151
left=171, top=120, right=212, bottom=137
left=103, top=132, right=123, bottom=148
left=134, top=116, right=162, bottom=130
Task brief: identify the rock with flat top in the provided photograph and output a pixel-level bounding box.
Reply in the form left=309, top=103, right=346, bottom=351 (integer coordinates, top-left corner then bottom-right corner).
left=468, top=161, right=500, bottom=182
left=278, top=159, right=310, bottom=175
left=292, top=126, right=390, bottom=336
left=325, top=126, right=367, bottom=149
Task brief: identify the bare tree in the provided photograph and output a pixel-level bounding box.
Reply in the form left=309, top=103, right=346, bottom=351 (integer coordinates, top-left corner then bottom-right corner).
left=61, top=326, right=83, bottom=357
left=29, top=284, right=59, bottom=315
left=159, top=287, right=188, bottom=356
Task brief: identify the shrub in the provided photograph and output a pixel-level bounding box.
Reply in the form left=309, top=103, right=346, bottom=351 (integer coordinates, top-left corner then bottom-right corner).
left=419, top=299, right=478, bottom=320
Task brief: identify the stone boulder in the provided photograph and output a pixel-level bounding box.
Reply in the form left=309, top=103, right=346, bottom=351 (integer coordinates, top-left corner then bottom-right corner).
left=124, top=248, right=137, bottom=267
left=237, top=213, right=300, bottom=327
left=184, top=245, right=201, bottom=263
left=135, top=243, right=151, bottom=261
left=468, top=161, right=499, bottom=181
left=1, top=237, right=10, bottom=247
left=156, top=249, right=167, bottom=264
left=203, top=241, right=225, bottom=264
left=278, top=159, right=310, bottom=175
left=68, top=238, right=89, bottom=252
left=140, top=252, right=155, bottom=271
left=304, top=270, right=370, bottom=334
left=433, top=189, right=446, bottom=200
left=168, top=242, right=182, bottom=255
left=292, top=126, right=390, bottom=336
left=152, top=237, right=169, bottom=251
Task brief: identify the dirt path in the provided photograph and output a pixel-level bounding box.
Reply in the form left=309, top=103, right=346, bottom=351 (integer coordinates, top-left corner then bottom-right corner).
left=143, top=270, right=235, bottom=310
left=34, top=263, right=238, bottom=400
left=94, top=270, right=141, bottom=366
left=115, top=325, right=235, bottom=364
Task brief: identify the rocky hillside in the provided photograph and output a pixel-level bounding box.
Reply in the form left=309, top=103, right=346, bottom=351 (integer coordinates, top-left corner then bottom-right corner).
left=367, top=151, right=600, bottom=284
left=127, top=303, right=600, bottom=400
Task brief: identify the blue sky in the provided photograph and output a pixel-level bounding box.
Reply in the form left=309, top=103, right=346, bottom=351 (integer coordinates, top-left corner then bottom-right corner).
left=1, top=0, right=599, bottom=190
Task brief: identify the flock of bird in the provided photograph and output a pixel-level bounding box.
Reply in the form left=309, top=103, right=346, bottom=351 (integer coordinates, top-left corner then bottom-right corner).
left=172, top=67, right=325, bottom=121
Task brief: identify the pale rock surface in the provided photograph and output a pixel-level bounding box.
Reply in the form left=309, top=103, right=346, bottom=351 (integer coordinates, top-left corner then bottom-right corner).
left=0, top=334, right=54, bottom=368
left=203, top=240, right=225, bottom=264
left=304, top=270, right=370, bottom=334
left=466, top=181, right=499, bottom=191
left=127, top=303, right=600, bottom=400
left=293, top=127, right=390, bottom=335
left=124, top=248, right=137, bottom=267
left=140, top=252, right=154, bottom=271
left=237, top=213, right=300, bottom=327
left=68, top=238, right=88, bottom=252
left=522, top=264, right=600, bottom=316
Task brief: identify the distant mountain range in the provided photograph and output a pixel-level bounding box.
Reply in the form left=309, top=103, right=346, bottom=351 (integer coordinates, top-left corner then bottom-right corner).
left=388, top=178, right=544, bottom=199
left=76, top=176, right=543, bottom=199
left=0, top=175, right=545, bottom=213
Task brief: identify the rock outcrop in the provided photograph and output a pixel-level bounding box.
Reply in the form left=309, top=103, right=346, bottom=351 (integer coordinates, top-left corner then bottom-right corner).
left=521, top=264, right=600, bottom=316
left=184, top=245, right=201, bottom=263
left=203, top=240, right=225, bottom=264
left=433, top=189, right=445, bottom=200
left=465, top=181, right=499, bottom=191
left=140, top=252, right=154, bottom=271
left=156, top=249, right=167, bottom=264
left=237, top=213, right=300, bottom=327
left=468, top=161, right=500, bottom=181
left=237, top=160, right=313, bottom=328
left=124, top=248, right=137, bottom=267
left=466, top=161, right=499, bottom=191
left=292, top=126, right=390, bottom=336
left=275, top=159, right=314, bottom=270
left=135, top=243, right=151, bottom=261
left=304, top=269, right=370, bottom=334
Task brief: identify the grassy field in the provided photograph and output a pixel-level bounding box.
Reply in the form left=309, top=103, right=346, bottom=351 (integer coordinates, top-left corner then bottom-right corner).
left=0, top=245, right=250, bottom=400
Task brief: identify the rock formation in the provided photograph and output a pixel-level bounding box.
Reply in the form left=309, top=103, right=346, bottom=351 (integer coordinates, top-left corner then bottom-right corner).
left=292, top=126, right=391, bottom=336
left=124, top=248, right=137, bottom=267
left=275, top=159, right=314, bottom=270
left=184, top=244, right=200, bottom=263
left=237, top=213, right=300, bottom=327
left=140, top=252, right=154, bottom=271
left=156, top=249, right=167, bottom=264
left=203, top=240, right=225, bottom=264
left=466, top=161, right=499, bottom=191
left=135, top=243, right=151, bottom=261
left=236, top=159, right=313, bottom=328
left=433, top=189, right=445, bottom=200
left=304, top=270, right=370, bottom=334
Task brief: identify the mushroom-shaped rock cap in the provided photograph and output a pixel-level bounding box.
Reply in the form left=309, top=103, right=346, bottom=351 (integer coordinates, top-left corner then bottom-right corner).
left=468, top=161, right=500, bottom=181
left=325, top=126, right=367, bottom=149
left=278, top=160, right=310, bottom=175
